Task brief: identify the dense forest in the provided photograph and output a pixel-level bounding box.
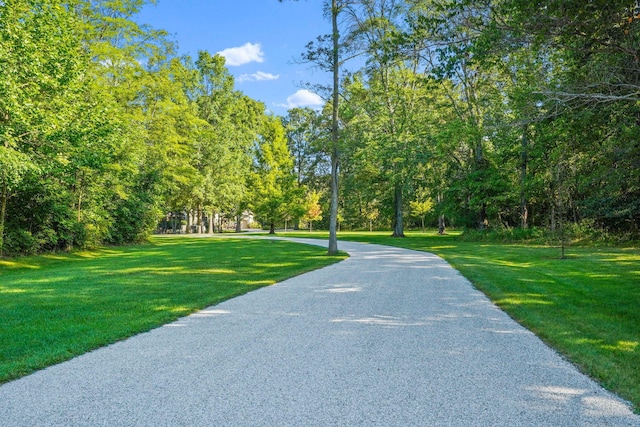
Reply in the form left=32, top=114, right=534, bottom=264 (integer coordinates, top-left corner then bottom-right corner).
left=1, top=0, right=639, bottom=256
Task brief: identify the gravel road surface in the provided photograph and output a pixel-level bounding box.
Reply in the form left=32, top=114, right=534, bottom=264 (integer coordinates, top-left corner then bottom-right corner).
left=1, top=238, right=638, bottom=426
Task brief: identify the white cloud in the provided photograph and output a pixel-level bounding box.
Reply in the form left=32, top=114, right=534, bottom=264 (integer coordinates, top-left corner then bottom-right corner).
left=237, top=71, right=280, bottom=82
left=217, top=42, right=264, bottom=66
left=276, top=89, right=324, bottom=109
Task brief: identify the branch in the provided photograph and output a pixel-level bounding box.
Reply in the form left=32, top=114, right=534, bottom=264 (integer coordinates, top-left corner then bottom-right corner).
left=535, top=90, right=640, bottom=103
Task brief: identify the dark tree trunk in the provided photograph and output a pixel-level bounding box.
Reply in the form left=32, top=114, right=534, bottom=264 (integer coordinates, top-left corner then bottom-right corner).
left=437, top=192, right=445, bottom=235
left=438, top=214, right=446, bottom=235
left=392, top=183, right=405, bottom=237
left=196, top=206, right=202, bottom=234
left=520, top=125, right=529, bottom=228
left=269, top=221, right=276, bottom=235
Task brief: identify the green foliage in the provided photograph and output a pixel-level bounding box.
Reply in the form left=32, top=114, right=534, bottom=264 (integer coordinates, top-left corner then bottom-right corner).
left=302, top=190, right=323, bottom=230
left=4, top=0, right=640, bottom=254
left=283, top=107, right=328, bottom=189
left=249, top=116, right=300, bottom=234
left=0, top=1, right=269, bottom=255
left=327, top=0, right=639, bottom=237
left=410, top=196, right=434, bottom=231
left=460, top=227, right=548, bottom=244
left=2, top=230, right=39, bottom=256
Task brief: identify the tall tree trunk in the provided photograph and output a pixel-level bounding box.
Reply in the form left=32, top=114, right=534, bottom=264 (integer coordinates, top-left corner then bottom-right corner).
left=209, top=211, right=214, bottom=234
left=235, top=212, right=242, bottom=233
left=327, top=0, right=340, bottom=255
left=474, top=129, right=486, bottom=229
left=520, top=125, right=529, bottom=228
left=392, top=183, right=405, bottom=237
left=186, top=210, right=191, bottom=234
left=437, top=192, right=445, bottom=235
left=269, top=221, right=275, bottom=235
left=196, top=206, right=202, bottom=234
left=77, top=189, right=83, bottom=223
left=438, top=215, right=446, bottom=235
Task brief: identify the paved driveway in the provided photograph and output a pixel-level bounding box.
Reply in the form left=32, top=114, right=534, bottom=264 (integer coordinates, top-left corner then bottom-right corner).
left=1, top=238, right=638, bottom=426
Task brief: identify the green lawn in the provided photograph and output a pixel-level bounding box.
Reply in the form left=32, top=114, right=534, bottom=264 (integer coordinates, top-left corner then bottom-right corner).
left=2, top=231, right=638, bottom=412
left=0, top=236, right=346, bottom=384
left=281, top=230, right=640, bottom=412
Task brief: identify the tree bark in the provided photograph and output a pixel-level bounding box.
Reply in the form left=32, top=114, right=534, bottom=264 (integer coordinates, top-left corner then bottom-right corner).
left=327, top=0, right=340, bottom=255
left=392, top=183, right=405, bottom=237
left=77, top=189, right=83, bottom=223
left=269, top=221, right=276, bottom=235
left=520, top=125, right=529, bottom=228
left=235, top=213, right=242, bottom=233
left=438, top=214, right=446, bottom=235
left=196, top=206, right=202, bottom=234
left=437, top=192, right=445, bottom=235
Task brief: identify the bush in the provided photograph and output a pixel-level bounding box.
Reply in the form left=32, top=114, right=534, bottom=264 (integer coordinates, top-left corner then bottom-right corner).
left=35, top=228, right=59, bottom=251
left=460, top=221, right=639, bottom=247
left=3, top=229, right=39, bottom=256
left=461, top=226, right=547, bottom=244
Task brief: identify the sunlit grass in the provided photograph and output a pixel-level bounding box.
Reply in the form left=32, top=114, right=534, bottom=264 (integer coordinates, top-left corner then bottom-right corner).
left=0, top=236, right=346, bottom=384
left=279, top=229, right=640, bottom=412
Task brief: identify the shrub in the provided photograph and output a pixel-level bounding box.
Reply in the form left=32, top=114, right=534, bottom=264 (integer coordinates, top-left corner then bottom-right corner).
left=3, top=229, right=39, bottom=256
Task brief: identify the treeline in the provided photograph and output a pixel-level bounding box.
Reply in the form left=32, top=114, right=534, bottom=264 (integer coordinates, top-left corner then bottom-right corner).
left=2, top=1, right=639, bottom=256
left=283, top=0, right=640, bottom=239
left=0, top=0, right=304, bottom=256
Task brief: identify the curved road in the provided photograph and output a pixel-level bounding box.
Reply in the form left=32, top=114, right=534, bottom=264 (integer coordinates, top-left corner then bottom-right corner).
left=1, top=238, right=638, bottom=426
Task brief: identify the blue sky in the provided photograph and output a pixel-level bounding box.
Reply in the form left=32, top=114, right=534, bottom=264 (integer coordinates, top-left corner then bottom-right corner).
left=136, top=0, right=332, bottom=116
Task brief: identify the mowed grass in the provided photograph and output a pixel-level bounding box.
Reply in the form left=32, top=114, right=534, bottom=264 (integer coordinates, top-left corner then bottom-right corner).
left=0, top=236, right=346, bottom=384
left=281, top=230, right=640, bottom=411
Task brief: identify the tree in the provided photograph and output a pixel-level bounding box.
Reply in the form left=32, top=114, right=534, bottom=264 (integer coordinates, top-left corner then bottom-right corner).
left=302, top=190, right=323, bottom=231
left=193, top=52, right=263, bottom=234
left=250, top=116, right=298, bottom=234
left=0, top=0, right=89, bottom=254
left=410, top=196, right=434, bottom=232
left=279, top=0, right=349, bottom=254
left=283, top=107, right=329, bottom=189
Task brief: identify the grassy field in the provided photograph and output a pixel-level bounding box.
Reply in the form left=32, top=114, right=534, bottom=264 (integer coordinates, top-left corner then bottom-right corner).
left=281, top=230, right=640, bottom=411
left=1, top=230, right=638, bottom=411
left=0, top=236, right=346, bottom=384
